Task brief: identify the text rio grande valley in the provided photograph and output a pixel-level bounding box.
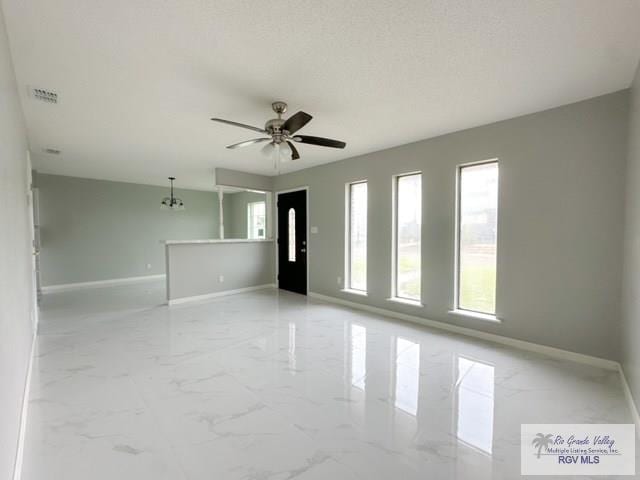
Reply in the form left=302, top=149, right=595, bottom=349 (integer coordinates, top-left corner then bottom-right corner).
left=546, top=435, right=619, bottom=465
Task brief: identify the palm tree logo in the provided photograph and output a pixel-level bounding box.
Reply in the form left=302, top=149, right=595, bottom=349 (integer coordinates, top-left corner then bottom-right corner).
left=532, top=433, right=554, bottom=459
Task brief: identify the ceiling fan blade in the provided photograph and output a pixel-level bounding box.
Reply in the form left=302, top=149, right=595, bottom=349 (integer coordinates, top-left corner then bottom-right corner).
left=211, top=118, right=267, bottom=134
left=226, top=138, right=271, bottom=149
left=294, top=135, right=346, bottom=149
left=286, top=141, right=300, bottom=160
left=282, top=111, right=313, bottom=134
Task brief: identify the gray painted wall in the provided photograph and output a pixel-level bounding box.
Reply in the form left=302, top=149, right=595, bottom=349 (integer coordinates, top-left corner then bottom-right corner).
left=0, top=4, right=35, bottom=479
left=166, top=241, right=274, bottom=300
left=223, top=191, right=267, bottom=239
left=622, top=63, right=640, bottom=412
left=37, top=174, right=220, bottom=286
left=274, top=91, right=628, bottom=361
left=215, top=167, right=274, bottom=191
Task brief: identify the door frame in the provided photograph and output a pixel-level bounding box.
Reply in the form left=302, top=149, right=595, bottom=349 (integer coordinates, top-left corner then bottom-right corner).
left=275, top=186, right=309, bottom=294
left=26, top=150, right=39, bottom=329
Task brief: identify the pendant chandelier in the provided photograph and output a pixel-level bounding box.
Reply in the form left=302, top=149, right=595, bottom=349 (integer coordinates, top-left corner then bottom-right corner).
left=160, top=176, right=185, bottom=211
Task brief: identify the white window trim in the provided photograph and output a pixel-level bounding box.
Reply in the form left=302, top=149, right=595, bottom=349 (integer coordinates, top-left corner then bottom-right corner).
left=448, top=308, right=502, bottom=323
left=247, top=201, right=266, bottom=240
left=341, top=288, right=368, bottom=297
left=391, top=171, right=422, bottom=303
left=345, top=180, right=367, bottom=293
left=453, top=158, right=499, bottom=318
left=386, top=297, right=423, bottom=308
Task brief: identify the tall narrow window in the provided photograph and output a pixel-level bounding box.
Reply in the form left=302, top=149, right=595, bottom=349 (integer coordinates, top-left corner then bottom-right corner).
left=248, top=201, right=266, bottom=239
left=347, top=181, right=367, bottom=291
left=457, top=161, right=498, bottom=314
left=394, top=173, right=422, bottom=301
left=288, top=208, right=296, bottom=262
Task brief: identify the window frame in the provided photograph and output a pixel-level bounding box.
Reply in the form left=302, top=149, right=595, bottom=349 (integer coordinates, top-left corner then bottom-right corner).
left=391, top=171, right=423, bottom=303
left=247, top=200, right=266, bottom=240
left=454, top=159, right=499, bottom=316
left=345, top=180, right=368, bottom=293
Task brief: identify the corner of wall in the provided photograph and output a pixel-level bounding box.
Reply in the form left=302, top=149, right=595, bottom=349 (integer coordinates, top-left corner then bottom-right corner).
left=620, top=59, right=640, bottom=422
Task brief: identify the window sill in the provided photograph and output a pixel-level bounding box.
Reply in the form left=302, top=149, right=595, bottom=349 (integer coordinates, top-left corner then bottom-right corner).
left=341, top=288, right=368, bottom=297
left=448, top=309, right=502, bottom=323
left=387, top=297, right=424, bottom=308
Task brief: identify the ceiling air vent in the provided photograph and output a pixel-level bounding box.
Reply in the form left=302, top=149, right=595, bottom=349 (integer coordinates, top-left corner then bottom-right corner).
left=43, top=148, right=61, bottom=155
left=31, top=88, right=58, bottom=104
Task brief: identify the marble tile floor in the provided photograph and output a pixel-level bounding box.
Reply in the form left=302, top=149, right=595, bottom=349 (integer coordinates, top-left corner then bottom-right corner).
left=21, top=280, right=638, bottom=479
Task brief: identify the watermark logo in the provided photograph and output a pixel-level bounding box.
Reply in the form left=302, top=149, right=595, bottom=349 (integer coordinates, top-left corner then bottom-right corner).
left=521, top=424, right=635, bottom=475
left=532, top=433, right=554, bottom=459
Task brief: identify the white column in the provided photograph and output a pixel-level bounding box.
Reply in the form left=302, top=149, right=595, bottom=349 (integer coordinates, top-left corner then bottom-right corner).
left=218, top=187, right=224, bottom=239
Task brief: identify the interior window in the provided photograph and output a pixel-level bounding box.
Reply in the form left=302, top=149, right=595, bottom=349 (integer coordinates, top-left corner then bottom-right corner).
left=247, top=201, right=266, bottom=239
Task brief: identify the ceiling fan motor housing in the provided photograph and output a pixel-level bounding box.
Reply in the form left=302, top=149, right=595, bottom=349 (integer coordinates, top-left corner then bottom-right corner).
left=265, top=117, right=285, bottom=133
left=265, top=106, right=287, bottom=142
left=266, top=101, right=289, bottom=141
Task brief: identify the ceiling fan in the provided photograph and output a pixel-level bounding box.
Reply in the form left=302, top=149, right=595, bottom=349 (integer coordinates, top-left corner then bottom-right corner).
left=211, top=101, right=346, bottom=162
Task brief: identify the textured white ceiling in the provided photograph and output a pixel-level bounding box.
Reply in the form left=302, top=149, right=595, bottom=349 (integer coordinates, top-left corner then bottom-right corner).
left=3, top=0, right=640, bottom=190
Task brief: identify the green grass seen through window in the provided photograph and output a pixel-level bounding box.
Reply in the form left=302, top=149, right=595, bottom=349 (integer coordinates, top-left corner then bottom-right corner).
left=459, top=262, right=496, bottom=314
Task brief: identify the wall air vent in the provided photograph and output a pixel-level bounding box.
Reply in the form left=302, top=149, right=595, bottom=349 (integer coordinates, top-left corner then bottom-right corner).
left=31, top=88, right=58, bottom=104
left=43, top=148, right=61, bottom=155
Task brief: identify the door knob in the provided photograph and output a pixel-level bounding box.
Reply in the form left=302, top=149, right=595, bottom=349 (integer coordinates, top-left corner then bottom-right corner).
left=301, top=248, right=306, bottom=253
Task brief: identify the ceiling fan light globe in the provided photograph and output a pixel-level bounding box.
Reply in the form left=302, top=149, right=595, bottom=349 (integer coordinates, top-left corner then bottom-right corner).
left=261, top=142, right=276, bottom=157
left=279, top=142, right=292, bottom=162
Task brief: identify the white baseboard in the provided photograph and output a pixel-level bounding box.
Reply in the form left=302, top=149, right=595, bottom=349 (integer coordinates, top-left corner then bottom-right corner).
left=618, top=365, right=640, bottom=436
left=12, top=330, right=36, bottom=480
left=308, top=291, right=619, bottom=371
left=41, top=274, right=166, bottom=294
left=168, top=284, right=275, bottom=306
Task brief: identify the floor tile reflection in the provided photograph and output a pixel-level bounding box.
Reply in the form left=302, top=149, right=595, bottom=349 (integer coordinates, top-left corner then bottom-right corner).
left=22, top=281, right=637, bottom=480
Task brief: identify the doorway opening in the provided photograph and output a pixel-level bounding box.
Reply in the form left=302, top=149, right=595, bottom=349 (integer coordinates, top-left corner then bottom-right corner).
left=276, top=188, right=308, bottom=295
